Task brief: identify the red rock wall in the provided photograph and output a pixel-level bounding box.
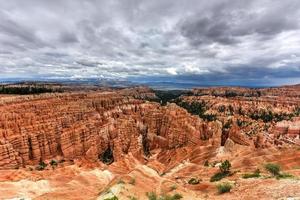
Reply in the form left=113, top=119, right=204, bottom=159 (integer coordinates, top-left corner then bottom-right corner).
left=0, top=92, right=220, bottom=169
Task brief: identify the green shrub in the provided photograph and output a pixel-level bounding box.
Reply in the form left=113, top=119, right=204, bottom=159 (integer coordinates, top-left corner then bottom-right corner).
left=225, top=91, right=238, bottom=98
left=188, top=178, right=201, bottom=185
left=36, top=160, right=47, bottom=171
left=248, top=110, right=291, bottom=123
left=210, top=160, right=232, bottom=182
left=128, top=196, right=138, bottom=200
left=104, top=196, right=118, bottom=200
left=236, top=119, right=246, bottom=127
left=264, top=163, right=295, bottom=179
left=202, top=114, right=217, bottom=122
left=276, top=172, right=294, bottom=179
left=210, top=172, right=228, bottom=182
left=161, top=193, right=183, bottom=200
left=146, top=192, right=158, bottom=200
left=177, top=101, right=207, bottom=116
left=265, top=163, right=281, bottom=176
left=176, top=101, right=216, bottom=121
left=216, top=182, right=232, bottom=194
left=153, top=90, right=183, bottom=106
left=0, top=85, right=57, bottom=95
left=219, top=160, right=231, bottom=173
left=50, top=159, right=58, bottom=167
left=242, top=169, right=261, bottom=179
left=170, top=185, right=177, bottom=191
left=146, top=192, right=183, bottom=200
left=169, top=193, right=183, bottom=200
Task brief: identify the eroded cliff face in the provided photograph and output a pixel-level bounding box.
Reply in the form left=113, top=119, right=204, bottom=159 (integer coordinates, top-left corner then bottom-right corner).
left=1, top=86, right=300, bottom=200
left=0, top=91, right=221, bottom=169
left=1, top=85, right=298, bottom=169
left=181, top=85, right=300, bottom=149
left=272, top=119, right=300, bottom=146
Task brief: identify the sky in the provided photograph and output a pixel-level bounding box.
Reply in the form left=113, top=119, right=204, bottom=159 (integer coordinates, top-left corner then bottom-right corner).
left=1, top=0, right=300, bottom=86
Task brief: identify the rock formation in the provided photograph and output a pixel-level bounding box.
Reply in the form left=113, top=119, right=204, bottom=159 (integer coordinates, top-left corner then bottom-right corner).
left=0, top=91, right=221, bottom=169
left=0, top=85, right=300, bottom=200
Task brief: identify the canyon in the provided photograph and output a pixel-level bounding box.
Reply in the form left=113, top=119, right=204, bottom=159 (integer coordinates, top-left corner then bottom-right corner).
left=0, top=84, right=300, bottom=200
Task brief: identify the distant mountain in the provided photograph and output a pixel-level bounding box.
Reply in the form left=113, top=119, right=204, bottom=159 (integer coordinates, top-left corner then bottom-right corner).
left=0, top=78, right=138, bottom=88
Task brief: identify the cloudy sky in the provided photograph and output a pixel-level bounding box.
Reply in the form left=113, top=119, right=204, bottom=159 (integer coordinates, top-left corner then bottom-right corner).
left=1, top=0, right=300, bottom=86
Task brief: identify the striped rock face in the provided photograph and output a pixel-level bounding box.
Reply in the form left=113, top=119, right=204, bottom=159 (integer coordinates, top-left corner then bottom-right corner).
left=0, top=85, right=300, bottom=200
left=0, top=91, right=221, bottom=169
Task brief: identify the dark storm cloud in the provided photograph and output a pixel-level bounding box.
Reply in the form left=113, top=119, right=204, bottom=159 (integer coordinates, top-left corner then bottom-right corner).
left=0, top=0, right=300, bottom=85
left=60, top=31, right=79, bottom=44
left=0, top=16, right=38, bottom=44
left=43, top=52, right=69, bottom=58
left=76, top=60, right=104, bottom=67
left=221, top=65, right=300, bottom=80
left=144, top=65, right=300, bottom=87
left=180, top=0, right=300, bottom=46
left=180, top=17, right=238, bottom=45
left=0, top=51, right=12, bottom=55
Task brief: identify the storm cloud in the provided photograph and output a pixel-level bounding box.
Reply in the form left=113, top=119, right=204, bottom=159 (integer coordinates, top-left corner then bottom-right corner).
left=1, top=0, right=300, bottom=86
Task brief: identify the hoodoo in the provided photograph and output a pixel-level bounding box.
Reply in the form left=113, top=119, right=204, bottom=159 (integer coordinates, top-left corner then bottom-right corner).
left=0, top=85, right=300, bottom=199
